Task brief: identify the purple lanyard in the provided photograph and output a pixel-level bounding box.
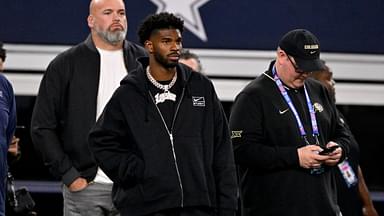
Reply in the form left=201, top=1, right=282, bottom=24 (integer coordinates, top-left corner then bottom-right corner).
left=272, top=66, right=319, bottom=144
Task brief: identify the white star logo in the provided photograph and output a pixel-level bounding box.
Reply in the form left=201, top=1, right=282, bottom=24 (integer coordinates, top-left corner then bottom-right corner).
left=150, top=0, right=210, bottom=41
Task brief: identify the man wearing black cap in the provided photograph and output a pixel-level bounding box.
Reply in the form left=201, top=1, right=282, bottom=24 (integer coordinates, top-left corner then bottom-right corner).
left=229, top=29, right=350, bottom=216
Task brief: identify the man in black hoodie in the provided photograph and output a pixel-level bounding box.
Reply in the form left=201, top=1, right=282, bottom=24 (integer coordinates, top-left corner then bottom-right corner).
left=89, top=12, right=238, bottom=216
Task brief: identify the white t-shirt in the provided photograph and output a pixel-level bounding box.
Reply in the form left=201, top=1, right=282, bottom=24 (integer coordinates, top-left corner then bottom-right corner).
left=94, top=48, right=127, bottom=184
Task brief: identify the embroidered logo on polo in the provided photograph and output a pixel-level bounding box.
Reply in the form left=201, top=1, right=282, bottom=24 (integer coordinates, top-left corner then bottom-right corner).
left=313, top=103, right=324, bottom=113
left=279, top=108, right=289, bottom=115
left=192, top=96, right=205, bottom=107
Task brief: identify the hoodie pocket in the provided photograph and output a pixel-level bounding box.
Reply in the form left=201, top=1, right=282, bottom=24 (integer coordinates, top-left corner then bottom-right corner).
left=112, top=184, right=144, bottom=208
left=174, top=135, right=210, bottom=195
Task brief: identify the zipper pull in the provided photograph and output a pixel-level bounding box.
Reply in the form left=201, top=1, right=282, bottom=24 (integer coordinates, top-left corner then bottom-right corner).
left=170, top=133, right=173, bottom=142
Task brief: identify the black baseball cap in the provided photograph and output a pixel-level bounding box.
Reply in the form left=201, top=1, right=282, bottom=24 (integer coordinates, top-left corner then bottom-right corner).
left=278, top=29, right=324, bottom=72
left=0, top=41, right=6, bottom=61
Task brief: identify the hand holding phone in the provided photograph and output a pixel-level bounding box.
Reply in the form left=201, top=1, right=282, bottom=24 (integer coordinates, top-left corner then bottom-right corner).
left=319, top=145, right=338, bottom=155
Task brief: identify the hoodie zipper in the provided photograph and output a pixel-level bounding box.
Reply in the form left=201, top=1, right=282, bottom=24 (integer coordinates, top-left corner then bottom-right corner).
left=148, top=87, right=186, bottom=208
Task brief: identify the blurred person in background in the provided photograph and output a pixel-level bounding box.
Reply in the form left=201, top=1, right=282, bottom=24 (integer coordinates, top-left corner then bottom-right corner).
left=0, top=42, right=5, bottom=71
left=179, top=49, right=202, bottom=73
left=0, top=41, right=17, bottom=216
left=309, top=61, right=379, bottom=216
left=0, top=42, right=20, bottom=161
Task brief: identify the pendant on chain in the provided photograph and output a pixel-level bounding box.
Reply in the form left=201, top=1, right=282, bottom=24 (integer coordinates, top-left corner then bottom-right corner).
left=155, top=90, right=176, bottom=104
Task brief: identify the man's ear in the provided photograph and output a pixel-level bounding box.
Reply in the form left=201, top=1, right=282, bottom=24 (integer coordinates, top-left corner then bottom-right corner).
left=87, top=15, right=94, bottom=28
left=276, top=48, right=287, bottom=65
left=145, top=40, right=153, bottom=53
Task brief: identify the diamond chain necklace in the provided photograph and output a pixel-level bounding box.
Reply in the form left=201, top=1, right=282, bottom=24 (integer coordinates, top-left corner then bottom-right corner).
left=146, top=66, right=177, bottom=92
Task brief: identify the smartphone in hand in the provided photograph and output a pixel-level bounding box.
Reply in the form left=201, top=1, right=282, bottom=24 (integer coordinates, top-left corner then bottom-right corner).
left=319, top=145, right=338, bottom=155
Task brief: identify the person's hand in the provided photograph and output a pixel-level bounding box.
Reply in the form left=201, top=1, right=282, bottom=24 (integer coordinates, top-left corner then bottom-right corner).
left=322, top=141, right=342, bottom=166
left=362, top=205, right=379, bottom=216
left=298, top=145, right=325, bottom=169
left=8, top=136, right=20, bottom=157
left=68, top=177, right=88, bottom=192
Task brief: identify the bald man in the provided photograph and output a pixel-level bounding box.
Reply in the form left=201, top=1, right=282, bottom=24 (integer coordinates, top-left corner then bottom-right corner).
left=31, top=0, right=147, bottom=215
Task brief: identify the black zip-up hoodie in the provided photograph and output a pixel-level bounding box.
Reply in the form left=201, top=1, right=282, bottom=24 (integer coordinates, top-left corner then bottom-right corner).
left=89, top=57, right=238, bottom=216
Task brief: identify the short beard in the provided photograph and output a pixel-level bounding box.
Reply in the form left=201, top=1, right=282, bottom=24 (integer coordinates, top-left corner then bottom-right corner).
left=96, top=27, right=127, bottom=45
left=154, top=52, right=178, bottom=69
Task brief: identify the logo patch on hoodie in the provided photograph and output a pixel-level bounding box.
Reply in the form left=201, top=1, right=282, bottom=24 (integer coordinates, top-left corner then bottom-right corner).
left=192, top=96, right=205, bottom=107
left=231, top=130, right=243, bottom=139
